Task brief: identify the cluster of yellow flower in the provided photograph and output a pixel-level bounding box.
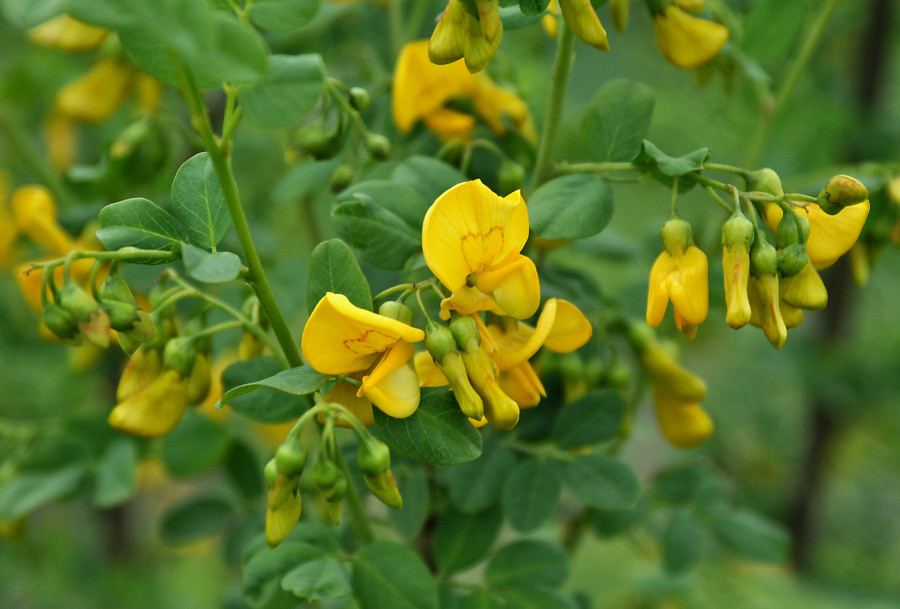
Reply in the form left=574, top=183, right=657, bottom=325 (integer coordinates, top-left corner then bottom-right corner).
left=301, top=180, right=593, bottom=430
left=647, top=173, right=870, bottom=349
left=430, top=0, right=729, bottom=76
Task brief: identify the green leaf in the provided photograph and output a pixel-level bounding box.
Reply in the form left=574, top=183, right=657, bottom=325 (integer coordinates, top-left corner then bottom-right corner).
left=161, top=408, right=230, bottom=478
left=633, top=140, right=710, bottom=177
left=221, top=357, right=312, bottom=423
left=248, top=0, right=320, bottom=32
left=551, top=389, right=627, bottom=449
left=65, top=0, right=141, bottom=30
left=239, top=54, right=326, bottom=128
left=502, top=457, right=561, bottom=532
left=593, top=495, right=649, bottom=538
left=224, top=439, right=265, bottom=499
left=0, top=465, right=84, bottom=520
left=565, top=454, right=641, bottom=511
left=440, top=441, right=516, bottom=513
left=353, top=542, right=439, bottom=609
left=338, top=180, right=430, bottom=232
left=582, top=79, right=655, bottom=162
left=388, top=466, right=430, bottom=539
left=528, top=175, right=613, bottom=240
left=306, top=239, right=373, bottom=314
left=332, top=195, right=422, bottom=270
left=171, top=152, right=230, bottom=248
left=485, top=540, right=568, bottom=589
left=93, top=439, right=138, bottom=508
left=663, top=510, right=704, bottom=575
left=97, top=197, right=189, bottom=254
left=374, top=388, right=482, bottom=466
left=201, top=11, right=268, bottom=85
left=503, top=586, right=579, bottom=609
left=242, top=542, right=325, bottom=609
left=433, top=505, right=502, bottom=573
left=219, top=365, right=328, bottom=407
left=517, top=0, right=550, bottom=17
left=711, top=508, right=790, bottom=563
left=182, top=243, right=242, bottom=283
left=742, top=0, right=807, bottom=64
left=159, top=495, right=234, bottom=545
left=2, top=0, right=63, bottom=27
left=281, top=557, right=351, bottom=601
left=392, top=156, right=466, bottom=203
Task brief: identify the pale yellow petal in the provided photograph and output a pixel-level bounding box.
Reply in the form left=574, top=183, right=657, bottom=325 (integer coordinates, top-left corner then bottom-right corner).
left=55, top=58, right=132, bottom=123
left=666, top=245, right=708, bottom=327
left=362, top=343, right=421, bottom=419
left=654, top=388, right=713, bottom=448
left=423, top=108, right=476, bottom=141
left=542, top=299, right=593, bottom=352
left=108, top=369, right=188, bottom=438
left=414, top=350, right=449, bottom=387
left=646, top=251, right=676, bottom=327
left=800, top=201, right=869, bottom=269
left=499, top=363, right=544, bottom=408
left=780, top=262, right=827, bottom=310
left=652, top=6, right=728, bottom=69
left=325, top=380, right=375, bottom=427
left=480, top=254, right=540, bottom=320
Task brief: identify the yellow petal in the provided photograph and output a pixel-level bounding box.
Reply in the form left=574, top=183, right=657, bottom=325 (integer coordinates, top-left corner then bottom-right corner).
left=780, top=262, right=827, bottom=310
left=646, top=250, right=677, bottom=327
left=55, top=58, right=132, bottom=123
left=325, top=380, right=375, bottom=427
left=765, top=200, right=869, bottom=269
left=423, top=180, right=529, bottom=291
left=108, top=369, right=188, bottom=438
left=722, top=244, right=751, bottom=329
left=499, top=362, right=545, bottom=408
left=542, top=299, right=593, bottom=353
left=747, top=275, right=787, bottom=349
left=651, top=6, right=728, bottom=69
left=429, top=1, right=468, bottom=65
left=559, top=0, right=609, bottom=51
left=11, top=186, right=75, bottom=257
left=266, top=487, right=301, bottom=549
left=480, top=254, right=540, bottom=319
left=360, top=341, right=421, bottom=419
left=414, top=350, right=449, bottom=387
left=667, top=245, right=708, bottom=328
left=44, top=115, right=77, bottom=172
left=423, top=107, right=476, bottom=141
left=29, top=15, right=108, bottom=52
left=654, top=388, right=713, bottom=449
left=301, top=292, right=425, bottom=375
left=639, top=342, right=706, bottom=402
left=472, top=75, right=533, bottom=138
left=440, top=285, right=503, bottom=319
left=462, top=1, right=502, bottom=73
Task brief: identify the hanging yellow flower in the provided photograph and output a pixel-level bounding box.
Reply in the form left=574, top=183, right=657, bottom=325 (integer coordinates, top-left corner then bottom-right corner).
left=108, top=369, right=190, bottom=438
left=646, top=217, right=708, bottom=339
left=764, top=201, right=869, bottom=269
left=429, top=0, right=502, bottom=73
left=558, top=0, right=609, bottom=51
left=393, top=40, right=536, bottom=142
left=301, top=293, right=425, bottom=423
left=28, top=14, right=108, bottom=53
left=649, top=1, right=729, bottom=69
left=423, top=180, right=540, bottom=320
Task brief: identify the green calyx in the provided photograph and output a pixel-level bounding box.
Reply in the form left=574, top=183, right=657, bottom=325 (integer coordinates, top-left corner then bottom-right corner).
left=660, top=217, right=693, bottom=255
left=356, top=435, right=391, bottom=476
left=163, top=336, right=198, bottom=377
left=378, top=300, right=414, bottom=325
left=449, top=314, right=481, bottom=352
left=750, top=233, right=777, bottom=277
left=276, top=440, right=307, bottom=478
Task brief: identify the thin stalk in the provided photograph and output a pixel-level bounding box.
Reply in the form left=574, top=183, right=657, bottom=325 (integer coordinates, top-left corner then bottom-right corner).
left=743, top=0, right=840, bottom=167
left=530, top=21, right=576, bottom=190
left=173, top=56, right=304, bottom=369
left=332, top=443, right=375, bottom=544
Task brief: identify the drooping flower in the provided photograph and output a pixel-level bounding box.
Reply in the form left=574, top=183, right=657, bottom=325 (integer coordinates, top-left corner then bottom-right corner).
left=393, top=40, right=535, bottom=142
left=55, top=58, right=133, bottom=124
left=646, top=217, right=708, bottom=339
left=779, top=261, right=827, bottom=311
left=558, top=0, right=609, bottom=51
left=108, top=368, right=189, bottom=438
left=28, top=14, right=108, bottom=52
left=649, top=1, right=729, bottom=69
left=301, top=293, right=425, bottom=424
left=765, top=201, right=869, bottom=269
left=429, top=0, right=502, bottom=73
left=721, top=212, right=754, bottom=329
left=423, top=180, right=540, bottom=320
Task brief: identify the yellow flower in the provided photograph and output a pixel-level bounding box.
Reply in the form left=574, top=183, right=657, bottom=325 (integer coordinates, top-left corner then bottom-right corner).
left=423, top=180, right=540, bottom=320
left=765, top=201, right=869, bottom=269
left=646, top=218, right=708, bottom=339
left=55, top=58, right=133, bottom=124
left=558, top=0, right=609, bottom=51
left=747, top=275, right=791, bottom=349
left=639, top=341, right=712, bottom=448
left=28, top=15, right=108, bottom=52
left=780, top=261, right=827, bottom=311
left=301, top=293, right=425, bottom=422
left=108, top=368, right=190, bottom=437
left=650, top=5, right=729, bottom=69
left=393, top=41, right=535, bottom=142
left=429, top=0, right=502, bottom=73
left=721, top=212, right=754, bottom=329
left=266, top=475, right=302, bottom=549
left=11, top=185, right=74, bottom=257
left=541, top=0, right=559, bottom=38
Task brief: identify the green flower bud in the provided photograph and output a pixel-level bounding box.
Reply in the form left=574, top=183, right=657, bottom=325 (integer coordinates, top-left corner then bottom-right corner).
left=378, top=301, right=414, bottom=326
left=425, top=324, right=485, bottom=420
left=99, top=265, right=137, bottom=306
left=163, top=337, right=197, bottom=377
left=58, top=281, right=110, bottom=348
left=329, top=161, right=356, bottom=193
left=776, top=212, right=801, bottom=249
left=309, top=458, right=339, bottom=491
left=103, top=299, right=140, bottom=331
left=265, top=458, right=278, bottom=488
left=365, top=134, right=391, bottom=160
left=497, top=159, right=525, bottom=195
left=817, top=174, right=868, bottom=215
left=42, top=302, right=79, bottom=340
left=722, top=213, right=754, bottom=249
left=659, top=217, right=693, bottom=255
left=364, top=470, right=402, bottom=509
left=357, top=436, right=391, bottom=476
left=746, top=168, right=784, bottom=196
left=276, top=441, right=307, bottom=478
left=324, top=471, right=348, bottom=503
left=348, top=87, right=371, bottom=113
left=295, top=118, right=345, bottom=161
left=750, top=234, right=777, bottom=277
left=776, top=243, right=809, bottom=278
left=449, top=314, right=480, bottom=352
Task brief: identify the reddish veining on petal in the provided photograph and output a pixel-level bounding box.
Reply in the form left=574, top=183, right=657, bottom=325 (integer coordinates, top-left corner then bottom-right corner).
left=342, top=329, right=396, bottom=354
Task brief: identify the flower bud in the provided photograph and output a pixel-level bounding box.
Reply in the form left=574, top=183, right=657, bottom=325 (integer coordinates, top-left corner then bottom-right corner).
left=721, top=213, right=753, bottom=329
left=185, top=352, right=212, bottom=404
left=459, top=343, right=519, bottom=430
left=163, top=337, right=197, bottom=377
left=117, top=346, right=164, bottom=402
left=817, top=175, right=868, bottom=214
left=309, top=458, right=339, bottom=491
left=276, top=440, right=307, bottom=478
left=603, top=359, right=631, bottom=390
left=776, top=242, right=809, bottom=278
left=749, top=234, right=777, bottom=277
left=449, top=314, right=481, bottom=352
left=746, top=168, right=784, bottom=196
left=357, top=435, right=391, bottom=476
left=363, top=469, right=403, bottom=509
left=11, top=185, right=73, bottom=256
left=325, top=474, right=347, bottom=525
left=497, top=159, right=525, bottom=195
left=425, top=326, right=485, bottom=420
left=780, top=262, right=827, bottom=311
left=42, top=302, right=79, bottom=340
left=639, top=342, right=706, bottom=402
left=348, top=87, right=371, bottom=112
left=266, top=479, right=301, bottom=548
left=660, top=217, right=693, bottom=256
left=378, top=301, right=414, bottom=326
left=55, top=58, right=132, bottom=123
left=655, top=396, right=713, bottom=448
left=329, top=161, right=357, bottom=193
left=265, top=458, right=278, bottom=487
left=610, top=0, right=630, bottom=32
left=58, top=281, right=110, bottom=348
left=108, top=369, right=189, bottom=437
left=748, top=275, right=787, bottom=349
left=365, top=134, right=391, bottom=160
left=559, top=0, right=610, bottom=51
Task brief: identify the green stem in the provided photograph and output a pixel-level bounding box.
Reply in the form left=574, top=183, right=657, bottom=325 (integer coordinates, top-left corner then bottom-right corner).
left=332, top=441, right=375, bottom=544
left=530, top=21, right=576, bottom=191
left=553, top=161, right=640, bottom=175
left=173, top=56, right=304, bottom=369
left=30, top=247, right=177, bottom=268
left=743, top=0, right=840, bottom=167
